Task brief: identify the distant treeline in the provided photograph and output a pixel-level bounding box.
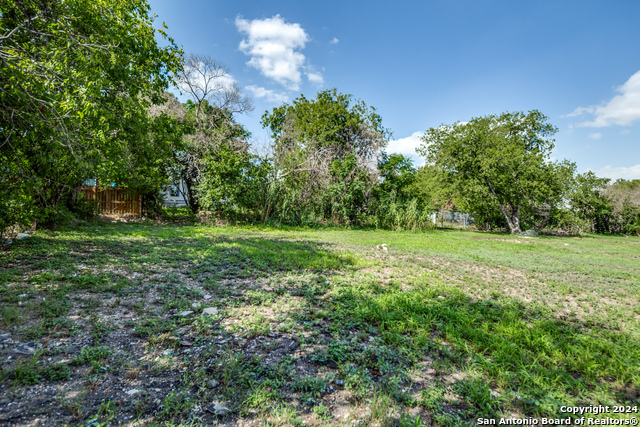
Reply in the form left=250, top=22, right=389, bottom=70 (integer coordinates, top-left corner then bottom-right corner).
left=1, top=1, right=638, bottom=235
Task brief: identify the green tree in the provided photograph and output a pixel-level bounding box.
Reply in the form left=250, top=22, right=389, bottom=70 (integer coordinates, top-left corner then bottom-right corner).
left=262, top=88, right=389, bottom=164
left=417, top=110, right=560, bottom=233
left=198, top=146, right=271, bottom=222
left=325, top=154, right=372, bottom=224
left=372, top=154, right=435, bottom=231
left=170, top=54, right=253, bottom=213
left=409, top=165, right=456, bottom=211
left=0, top=0, right=182, bottom=226
left=260, top=88, right=390, bottom=225
left=602, top=179, right=640, bottom=235
left=375, top=152, right=416, bottom=201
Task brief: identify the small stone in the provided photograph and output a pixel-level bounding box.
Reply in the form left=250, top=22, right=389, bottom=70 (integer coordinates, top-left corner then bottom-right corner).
left=203, top=294, right=212, bottom=300
left=178, top=310, right=194, bottom=317
left=490, top=390, right=501, bottom=398
left=437, top=296, right=445, bottom=299
left=126, top=389, right=140, bottom=396
left=0, top=333, right=11, bottom=340
left=202, top=307, right=218, bottom=316
left=208, top=379, right=219, bottom=389
left=206, top=402, right=230, bottom=416
left=335, top=379, right=345, bottom=386
left=14, top=343, right=36, bottom=355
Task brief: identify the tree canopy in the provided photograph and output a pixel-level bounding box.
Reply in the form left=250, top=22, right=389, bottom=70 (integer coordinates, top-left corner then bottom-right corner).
left=261, top=88, right=390, bottom=165
left=0, top=0, right=182, bottom=226
left=258, top=88, right=392, bottom=225
left=417, top=110, right=561, bottom=233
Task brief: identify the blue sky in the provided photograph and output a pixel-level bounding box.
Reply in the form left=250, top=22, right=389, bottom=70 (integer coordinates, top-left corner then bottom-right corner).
left=149, top=0, right=640, bottom=180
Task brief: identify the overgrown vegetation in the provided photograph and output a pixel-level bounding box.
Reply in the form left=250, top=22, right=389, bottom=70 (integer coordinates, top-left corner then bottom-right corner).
left=0, top=0, right=182, bottom=228
left=1, top=2, right=637, bottom=235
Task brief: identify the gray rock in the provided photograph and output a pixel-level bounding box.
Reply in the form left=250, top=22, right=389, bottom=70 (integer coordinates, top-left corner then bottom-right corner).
left=126, top=389, right=140, bottom=396
left=335, top=379, right=345, bottom=386
left=178, top=310, right=194, bottom=317
left=0, top=333, right=11, bottom=340
left=519, top=229, right=538, bottom=237
left=14, top=343, right=36, bottom=355
left=208, top=379, right=219, bottom=389
left=207, top=402, right=230, bottom=416
left=202, top=307, right=218, bottom=316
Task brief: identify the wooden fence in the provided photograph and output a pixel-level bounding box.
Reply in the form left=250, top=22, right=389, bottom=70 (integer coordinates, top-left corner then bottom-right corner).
left=80, top=186, right=142, bottom=218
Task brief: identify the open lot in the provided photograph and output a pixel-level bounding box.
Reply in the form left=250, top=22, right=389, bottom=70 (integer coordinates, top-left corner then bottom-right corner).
left=1, top=223, right=639, bottom=426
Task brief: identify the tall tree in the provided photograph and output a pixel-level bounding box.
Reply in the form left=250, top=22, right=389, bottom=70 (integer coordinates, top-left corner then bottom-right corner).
left=602, top=179, right=640, bottom=235
left=171, top=54, right=253, bottom=213
left=262, top=88, right=389, bottom=165
left=0, top=0, right=182, bottom=226
left=260, top=88, right=390, bottom=224
left=417, top=110, right=559, bottom=233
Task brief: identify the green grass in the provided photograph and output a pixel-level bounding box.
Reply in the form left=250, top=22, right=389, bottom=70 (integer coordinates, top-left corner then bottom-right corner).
left=0, top=222, right=638, bottom=425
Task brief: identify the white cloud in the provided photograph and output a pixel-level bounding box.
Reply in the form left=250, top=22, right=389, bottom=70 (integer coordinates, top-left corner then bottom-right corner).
left=593, top=164, right=640, bottom=180
left=620, top=129, right=631, bottom=135
left=306, top=70, right=324, bottom=85
left=386, top=132, right=425, bottom=157
left=568, top=69, right=640, bottom=127
left=563, top=106, right=595, bottom=118
left=587, top=132, right=602, bottom=140
left=236, top=15, right=322, bottom=90
left=330, top=37, right=339, bottom=44
left=245, top=85, right=289, bottom=104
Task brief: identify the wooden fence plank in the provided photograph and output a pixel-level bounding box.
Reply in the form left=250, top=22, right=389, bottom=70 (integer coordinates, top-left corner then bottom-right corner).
left=80, top=186, right=141, bottom=217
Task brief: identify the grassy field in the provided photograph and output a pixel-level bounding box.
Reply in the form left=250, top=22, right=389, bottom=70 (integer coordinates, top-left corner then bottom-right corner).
left=0, top=221, right=638, bottom=426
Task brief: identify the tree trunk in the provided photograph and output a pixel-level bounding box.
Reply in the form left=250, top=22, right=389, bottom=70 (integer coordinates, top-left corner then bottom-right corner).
left=485, top=177, right=522, bottom=233
left=510, top=207, right=522, bottom=233
left=496, top=203, right=521, bottom=233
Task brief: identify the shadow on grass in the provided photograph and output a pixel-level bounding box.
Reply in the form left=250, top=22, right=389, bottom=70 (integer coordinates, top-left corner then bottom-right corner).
left=2, top=223, right=638, bottom=425
left=3, top=223, right=355, bottom=273
left=330, top=281, right=640, bottom=417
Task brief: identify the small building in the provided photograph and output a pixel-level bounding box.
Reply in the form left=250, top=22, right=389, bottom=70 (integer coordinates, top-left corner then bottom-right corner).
left=161, top=181, right=188, bottom=207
